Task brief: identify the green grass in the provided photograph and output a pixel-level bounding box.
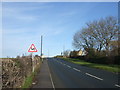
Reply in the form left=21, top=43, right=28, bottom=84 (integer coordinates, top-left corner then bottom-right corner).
left=21, top=72, right=36, bottom=89
left=21, top=61, right=41, bottom=89
left=60, top=57, right=120, bottom=73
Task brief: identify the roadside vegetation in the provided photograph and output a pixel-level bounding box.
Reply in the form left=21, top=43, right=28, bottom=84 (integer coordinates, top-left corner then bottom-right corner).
left=59, top=57, right=120, bottom=73
left=21, top=72, right=35, bottom=88
left=21, top=64, right=40, bottom=88
left=56, top=16, right=119, bottom=73
left=2, top=55, right=41, bottom=89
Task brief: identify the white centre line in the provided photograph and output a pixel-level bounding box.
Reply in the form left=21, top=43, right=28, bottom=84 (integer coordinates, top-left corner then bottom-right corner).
left=67, top=65, right=71, bottom=68
left=60, top=62, right=62, bottom=64
left=73, top=68, right=81, bottom=72
left=85, top=73, right=103, bottom=81
left=63, top=64, right=66, bottom=66
left=115, top=84, right=120, bottom=88
left=58, top=61, right=60, bottom=63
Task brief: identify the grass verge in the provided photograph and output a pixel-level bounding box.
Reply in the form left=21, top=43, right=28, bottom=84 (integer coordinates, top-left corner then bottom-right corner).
left=60, top=57, right=120, bottom=73
left=21, top=62, right=41, bottom=89
left=21, top=71, right=37, bottom=89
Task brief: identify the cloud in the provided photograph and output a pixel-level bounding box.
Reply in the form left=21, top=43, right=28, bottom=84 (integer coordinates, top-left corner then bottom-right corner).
left=3, top=28, right=30, bottom=35
left=3, top=7, right=37, bottom=21
left=2, top=3, right=54, bottom=22
left=2, top=2, right=117, bottom=57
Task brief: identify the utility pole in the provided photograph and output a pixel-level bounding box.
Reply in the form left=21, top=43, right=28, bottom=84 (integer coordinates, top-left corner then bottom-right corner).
left=41, top=35, right=43, bottom=57
left=41, top=35, right=44, bottom=63
left=63, top=44, right=65, bottom=57
left=48, top=49, right=49, bottom=57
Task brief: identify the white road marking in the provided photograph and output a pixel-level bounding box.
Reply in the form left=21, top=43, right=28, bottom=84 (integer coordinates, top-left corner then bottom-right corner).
left=67, top=65, right=71, bottom=68
left=115, top=84, right=120, bottom=88
left=49, top=72, right=55, bottom=89
left=56, top=60, right=59, bottom=62
left=59, top=62, right=62, bottom=64
left=73, top=68, right=81, bottom=72
left=63, top=64, right=66, bottom=66
left=47, top=60, right=55, bottom=90
left=85, top=73, right=103, bottom=81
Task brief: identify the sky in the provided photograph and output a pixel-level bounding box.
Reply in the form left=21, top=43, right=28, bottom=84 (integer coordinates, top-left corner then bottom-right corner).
left=1, top=2, right=118, bottom=57
left=1, top=0, right=119, bottom=2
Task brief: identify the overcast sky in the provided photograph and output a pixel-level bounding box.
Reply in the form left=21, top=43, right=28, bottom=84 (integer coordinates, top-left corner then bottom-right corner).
left=2, top=2, right=118, bottom=57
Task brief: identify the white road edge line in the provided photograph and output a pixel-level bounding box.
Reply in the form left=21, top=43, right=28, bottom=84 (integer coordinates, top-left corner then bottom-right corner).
left=85, top=73, right=103, bottom=81
left=47, top=60, right=55, bottom=90
left=115, top=84, right=120, bottom=88
left=73, top=68, right=81, bottom=72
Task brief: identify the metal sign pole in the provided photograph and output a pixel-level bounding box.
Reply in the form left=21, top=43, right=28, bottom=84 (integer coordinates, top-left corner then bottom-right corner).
left=41, top=36, right=42, bottom=56
left=32, top=52, right=34, bottom=72
left=41, top=35, right=43, bottom=63
left=28, top=44, right=38, bottom=72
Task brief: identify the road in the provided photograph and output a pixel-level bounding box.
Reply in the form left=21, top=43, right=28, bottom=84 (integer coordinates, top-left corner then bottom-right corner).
left=47, top=58, right=120, bottom=88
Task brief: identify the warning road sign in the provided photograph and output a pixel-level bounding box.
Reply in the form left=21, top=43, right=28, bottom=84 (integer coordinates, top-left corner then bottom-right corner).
left=28, top=44, right=38, bottom=52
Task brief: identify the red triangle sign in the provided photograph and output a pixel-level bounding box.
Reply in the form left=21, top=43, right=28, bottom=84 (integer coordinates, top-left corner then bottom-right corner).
left=28, top=44, right=38, bottom=52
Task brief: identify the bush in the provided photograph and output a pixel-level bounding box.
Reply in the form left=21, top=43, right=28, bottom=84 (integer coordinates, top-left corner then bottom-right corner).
left=84, top=56, right=119, bottom=65
left=70, top=54, right=119, bottom=65
left=2, top=55, right=41, bottom=88
left=114, top=56, right=120, bottom=65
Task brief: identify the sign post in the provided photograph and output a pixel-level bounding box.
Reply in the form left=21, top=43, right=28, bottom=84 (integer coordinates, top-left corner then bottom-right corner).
left=31, top=52, right=34, bottom=72
left=28, top=44, right=38, bottom=72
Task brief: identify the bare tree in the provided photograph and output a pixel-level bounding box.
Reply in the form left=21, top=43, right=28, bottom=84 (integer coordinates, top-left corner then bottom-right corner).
left=73, top=16, right=118, bottom=56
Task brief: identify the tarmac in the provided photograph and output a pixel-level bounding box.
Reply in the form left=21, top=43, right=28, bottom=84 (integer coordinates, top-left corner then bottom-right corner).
left=32, top=59, right=54, bottom=88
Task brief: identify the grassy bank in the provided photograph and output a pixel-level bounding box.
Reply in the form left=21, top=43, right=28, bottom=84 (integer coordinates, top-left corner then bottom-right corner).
left=60, top=57, right=120, bottom=73
left=21, top=72, right=36, bottom=88
left=21, top=61, right=41, bottom=88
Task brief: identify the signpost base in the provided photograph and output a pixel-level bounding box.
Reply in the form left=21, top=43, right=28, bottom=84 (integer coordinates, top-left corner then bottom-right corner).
left=32, top=53, right=34, bottom=72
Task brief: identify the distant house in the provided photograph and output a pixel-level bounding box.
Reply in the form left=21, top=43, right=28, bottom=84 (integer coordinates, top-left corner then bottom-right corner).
left=70, top=50, right=87, bottom=57
left=77, top=50, right=87, bottom=56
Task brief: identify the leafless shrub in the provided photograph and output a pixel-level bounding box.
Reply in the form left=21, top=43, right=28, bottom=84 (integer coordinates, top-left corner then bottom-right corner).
left=2, top=55, right=41, bottom=88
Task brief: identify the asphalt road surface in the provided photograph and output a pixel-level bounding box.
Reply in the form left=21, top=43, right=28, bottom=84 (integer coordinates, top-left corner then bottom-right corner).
left=47, top=58, right=120, bottom=88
